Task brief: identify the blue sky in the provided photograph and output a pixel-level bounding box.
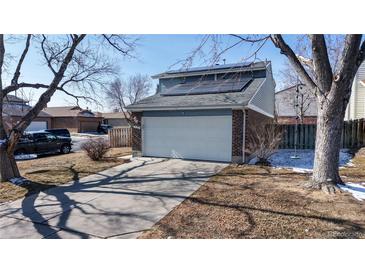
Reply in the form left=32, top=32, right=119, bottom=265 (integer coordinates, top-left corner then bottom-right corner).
left=4, top=34, right=299, bottom=111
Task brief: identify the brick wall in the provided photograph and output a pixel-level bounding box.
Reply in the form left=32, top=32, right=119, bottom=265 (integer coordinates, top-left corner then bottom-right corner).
left=231, top=110, right=244, bottom=163
left=131, top=112, right=142, bottom=157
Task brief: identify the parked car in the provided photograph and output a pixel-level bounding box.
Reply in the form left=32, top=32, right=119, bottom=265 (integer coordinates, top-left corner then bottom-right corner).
left=15, top=131, right=72, bottom=156
left=45, top=128, right=71, bottom=138
left=97, top=124, right=113, bottom=134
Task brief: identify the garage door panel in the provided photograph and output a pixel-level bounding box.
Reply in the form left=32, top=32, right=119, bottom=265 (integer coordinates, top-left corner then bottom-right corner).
left=143, top=114, right=232, bottom=162
left=26, top=121, right=47, bottom=132
left=80, top=121, right=98, bottom=132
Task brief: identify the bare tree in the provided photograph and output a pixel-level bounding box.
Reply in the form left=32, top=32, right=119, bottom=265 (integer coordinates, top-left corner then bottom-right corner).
left=246, top=118, right=283, bottom=166
left=278, top=35, right=345, bottom=90
left=105, top=73, right=152, bottom=126
left=180, top=34, right=365, bottom=192
left=269, top=34, right=365, bottom=192
left=0, top=34, right=137, bottom=182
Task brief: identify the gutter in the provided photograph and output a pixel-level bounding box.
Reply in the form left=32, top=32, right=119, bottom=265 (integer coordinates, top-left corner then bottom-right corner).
left=126, top=104, right=247, bottom=112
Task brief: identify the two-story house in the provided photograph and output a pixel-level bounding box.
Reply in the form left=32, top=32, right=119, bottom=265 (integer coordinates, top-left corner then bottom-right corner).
left=126, top=61, right=275, bottom=163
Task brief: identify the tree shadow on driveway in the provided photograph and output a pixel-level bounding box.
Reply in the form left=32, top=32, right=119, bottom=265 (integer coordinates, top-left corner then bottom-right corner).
left=1, top=158, right=222, bottom=239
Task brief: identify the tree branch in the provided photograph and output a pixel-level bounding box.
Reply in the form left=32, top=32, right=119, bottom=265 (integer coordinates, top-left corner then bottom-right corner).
left=309, top=34, right=333, bottom=92
left=59, top=87, right=99, bottom=107
left=11, top=35, right=31, bottom=86
left=270, top=35, right=317, bottom=91
left=334, top=35, right=362, bottom=85
left=41, top=35, right=57, bottom=75
left=102, top=34, right=135, bottom=57
left=230, top=34, right=270, bottom=43
left=0, top=35, right=5, bottom=90
left=3, top=82, right=52, bottom=94
left=297, top=55, right=313, bottom=69
left=356, top=39, right=365, bottom=68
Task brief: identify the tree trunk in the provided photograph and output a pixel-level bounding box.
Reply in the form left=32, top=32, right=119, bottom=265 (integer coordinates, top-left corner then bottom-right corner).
left=311, top=91, right=347, bottom=191
left=0, top=144, right=20, bottom=182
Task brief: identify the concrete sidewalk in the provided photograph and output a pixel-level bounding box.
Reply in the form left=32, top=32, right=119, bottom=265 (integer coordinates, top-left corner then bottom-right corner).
left=0, top=157, right=227, bottom=239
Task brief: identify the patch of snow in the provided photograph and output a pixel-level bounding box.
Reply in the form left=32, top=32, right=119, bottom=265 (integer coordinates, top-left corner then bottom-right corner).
left=15, top=154, right=37, bottom=160
left=338, top=182, right=365, bottom=201
left=9, top=177, right=30, bottom=186
left=291, top=167, right=313, bottom=173
left=252, top=149, right=352, bottom=171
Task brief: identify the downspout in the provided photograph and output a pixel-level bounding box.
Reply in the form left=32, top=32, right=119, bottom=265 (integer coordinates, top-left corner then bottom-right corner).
left=242, top=108, right=246, bottom=163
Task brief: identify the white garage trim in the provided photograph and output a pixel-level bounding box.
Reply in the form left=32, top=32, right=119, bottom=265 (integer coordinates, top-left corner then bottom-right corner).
left=142, top=110, right=232, bottom=162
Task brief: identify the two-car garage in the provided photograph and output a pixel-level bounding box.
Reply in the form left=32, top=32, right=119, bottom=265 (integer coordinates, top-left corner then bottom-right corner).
left=142, top=110, right=233, bottom=162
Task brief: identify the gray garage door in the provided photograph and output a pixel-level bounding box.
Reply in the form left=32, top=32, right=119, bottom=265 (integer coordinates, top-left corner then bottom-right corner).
left=142, top=110, right=232, bottom=162
left=26, top=121, right=47, bottom=132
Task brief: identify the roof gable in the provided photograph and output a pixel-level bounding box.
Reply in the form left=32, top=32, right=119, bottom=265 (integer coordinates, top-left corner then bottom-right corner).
left=275, top=85, right=317, bottom=117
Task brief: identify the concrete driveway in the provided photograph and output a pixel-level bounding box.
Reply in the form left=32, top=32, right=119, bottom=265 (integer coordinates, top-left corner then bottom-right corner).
left=0, top=158, right=227, bottom=239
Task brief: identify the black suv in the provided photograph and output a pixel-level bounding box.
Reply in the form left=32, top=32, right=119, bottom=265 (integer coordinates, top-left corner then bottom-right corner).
left=15, top=131, right=72, bottom=156
left=45, top=128, right=71, bottom=138
left=97, top=124, right=113, bottom=134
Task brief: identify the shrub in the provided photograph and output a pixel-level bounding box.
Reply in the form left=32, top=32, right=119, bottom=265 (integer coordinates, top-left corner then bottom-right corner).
left=246, top=119, right=283, bottom=166
left=81, top=138, right=110, bottom=161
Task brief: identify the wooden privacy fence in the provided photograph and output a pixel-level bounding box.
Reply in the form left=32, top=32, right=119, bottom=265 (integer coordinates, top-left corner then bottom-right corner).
left=279, top=124, right=316, bottom=149
left=108, top=127, right=132, bottom=148
left=279, top=118, right=365, bottom=149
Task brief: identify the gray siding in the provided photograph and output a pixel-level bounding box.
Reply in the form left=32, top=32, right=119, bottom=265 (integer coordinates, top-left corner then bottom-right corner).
left=249, top=64, right=275, bottom=116
left=275, top=85, right=317, bottom=117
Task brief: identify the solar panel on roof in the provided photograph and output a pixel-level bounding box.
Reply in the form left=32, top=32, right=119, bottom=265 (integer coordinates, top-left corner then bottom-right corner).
left=165, top=62, right=253, bottom=74
left=160, top=78, right=252, bottom=96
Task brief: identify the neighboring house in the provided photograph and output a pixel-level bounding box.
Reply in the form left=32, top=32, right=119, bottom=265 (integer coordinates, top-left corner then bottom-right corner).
left=275, top=84, right=317, bottom=125
left=43, top=106, right=102, bottom=133
left=102, top=112, right=129, bottom=127
left=3, top=95, right=52, bottom=131
left=345, top=61, right=365, bottom=120
left=126, top=61, right=275, bottom=163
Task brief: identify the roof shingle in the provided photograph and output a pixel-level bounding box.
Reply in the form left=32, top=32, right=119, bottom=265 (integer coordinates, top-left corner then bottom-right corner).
left=126, top=78, right=265, bottom=110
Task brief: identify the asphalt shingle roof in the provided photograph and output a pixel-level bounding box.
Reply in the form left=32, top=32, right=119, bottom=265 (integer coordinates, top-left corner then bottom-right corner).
left=126, top=78, right=265, bottom=110
left=43, top=106, right=97, bottom=117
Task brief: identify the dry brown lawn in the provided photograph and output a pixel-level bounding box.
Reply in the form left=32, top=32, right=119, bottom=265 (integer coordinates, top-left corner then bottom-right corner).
left=141, top=149, right=365, bottom=239
left=0, top=147, right=131, bottom=203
